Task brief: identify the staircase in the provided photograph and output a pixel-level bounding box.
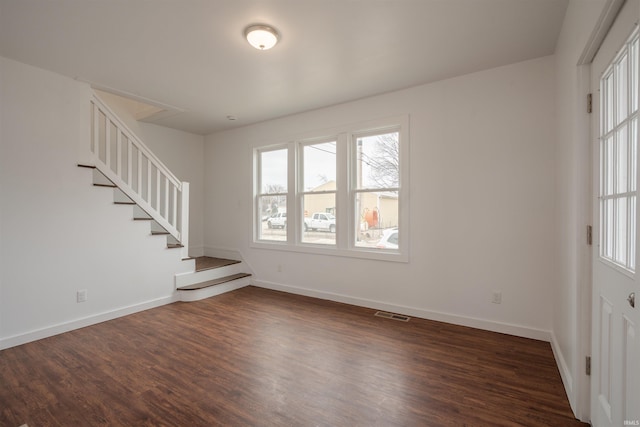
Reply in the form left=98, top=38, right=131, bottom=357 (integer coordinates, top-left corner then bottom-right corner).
left=80, top=91, right=251, bottom=301
left=87, top=92, right=190, bottom=257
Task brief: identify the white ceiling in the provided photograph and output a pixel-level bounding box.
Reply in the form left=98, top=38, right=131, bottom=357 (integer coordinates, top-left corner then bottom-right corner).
left=0, top=0, right=568, bottom=135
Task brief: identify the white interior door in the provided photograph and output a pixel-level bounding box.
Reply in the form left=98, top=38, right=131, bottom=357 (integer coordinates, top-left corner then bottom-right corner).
left=592, top=1, right=640, bottom=426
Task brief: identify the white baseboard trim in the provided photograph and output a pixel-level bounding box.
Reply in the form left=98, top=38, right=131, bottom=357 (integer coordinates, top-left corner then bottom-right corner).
left=252, top=279, right=551, bottom=342
left=0, top=294, right=179, bottom=350
left=550, top=331, right=576, bottom=412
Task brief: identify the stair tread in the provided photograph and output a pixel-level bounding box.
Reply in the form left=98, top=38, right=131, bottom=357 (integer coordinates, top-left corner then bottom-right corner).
left=133, top=217, right=153, bottom=220
left=77, top=164, right=96, bottom=169
left=152, top=231, right=170, bottom=235
left=167, top=243, right=184, bottom=249
left=177, top=273, right=251, bottom=291
left=114, top=201, right=136, bottom=205
left=94, top=183, right=117, bottom=188
left=195, top=256, right=241, bottom=272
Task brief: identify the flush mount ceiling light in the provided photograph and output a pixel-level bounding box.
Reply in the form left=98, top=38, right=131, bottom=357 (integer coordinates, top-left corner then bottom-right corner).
left=244, top=24, right=279, bottom=50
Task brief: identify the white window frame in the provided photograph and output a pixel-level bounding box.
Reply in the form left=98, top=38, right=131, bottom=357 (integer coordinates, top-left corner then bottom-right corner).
left=350, top=128, right=401, bottom=252
left=252, top=116, right=409, bottom=262
left=598, top=28, right=639, bottom=274
left=298, top=137, right=339, bottom=246
left=254, top=144, right=291, bottom=245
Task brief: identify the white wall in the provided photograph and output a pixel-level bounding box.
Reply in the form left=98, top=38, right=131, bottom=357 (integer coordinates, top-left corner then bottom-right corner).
left=204, top=56, right=557, bottom=339
left=553, top=0, right=608, bottom=421
left=0, top=56, right=193, bottom=349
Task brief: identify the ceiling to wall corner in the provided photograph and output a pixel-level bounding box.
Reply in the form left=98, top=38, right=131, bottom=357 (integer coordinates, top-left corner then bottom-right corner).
left=0, top=0, right=568, bottom=135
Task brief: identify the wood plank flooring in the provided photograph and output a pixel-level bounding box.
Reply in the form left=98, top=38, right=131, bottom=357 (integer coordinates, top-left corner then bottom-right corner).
left=0, top=287, right=587, bottom=426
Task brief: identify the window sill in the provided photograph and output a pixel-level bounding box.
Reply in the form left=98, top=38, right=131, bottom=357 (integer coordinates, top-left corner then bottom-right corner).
left=250, top=240, right=409, bottom=263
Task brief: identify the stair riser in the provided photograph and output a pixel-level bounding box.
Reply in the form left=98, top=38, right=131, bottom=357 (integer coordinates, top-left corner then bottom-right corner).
left=150, top=221, right=167, bottom=234
left=178, top=277, right=251, bottom=302
left=133, top=205, right=152, bottom=219
left=175, top=262, right=245, bottom=287
left=92, top=169, right=114, bottom=186
left=114, top=188, right=133, bottom=204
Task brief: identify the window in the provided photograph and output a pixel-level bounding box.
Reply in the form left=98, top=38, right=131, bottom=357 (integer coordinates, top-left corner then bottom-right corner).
left=301, top=140, right=337, bottom=245
left=253, top=117, right=408, bottom=261
left=256, top=147, right=288, bottom=242
left=599, top=29, right=639, bottom=272
left=353, top=131, right=399, bottom=248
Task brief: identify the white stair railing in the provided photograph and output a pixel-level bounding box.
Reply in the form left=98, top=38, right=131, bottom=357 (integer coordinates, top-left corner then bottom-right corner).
left=90, top=92, right=189, bottom=258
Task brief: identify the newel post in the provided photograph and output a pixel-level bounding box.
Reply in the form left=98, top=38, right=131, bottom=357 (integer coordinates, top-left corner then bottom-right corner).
left=180, top=182, right=190, bottom=259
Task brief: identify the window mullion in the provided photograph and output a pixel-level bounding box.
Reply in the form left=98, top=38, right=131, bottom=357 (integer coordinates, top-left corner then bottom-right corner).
left=296, top=141, right=304, bottom=244
left=336, top=132, right=349, bottom=249
left=287, top=141, right=297, bottom=245
left=613, top=99, right=619, bottom=262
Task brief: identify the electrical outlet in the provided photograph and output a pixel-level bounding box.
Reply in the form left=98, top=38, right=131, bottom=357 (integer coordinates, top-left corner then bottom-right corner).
left=77, top=289, right=88, bottom=303
left=277, top=264, right=282, bottom=273
left=492, top=290, right=502, bottom=304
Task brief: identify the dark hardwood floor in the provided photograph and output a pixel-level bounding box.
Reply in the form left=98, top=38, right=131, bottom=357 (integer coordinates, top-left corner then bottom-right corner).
left=0, top=286, right=587, bottom=427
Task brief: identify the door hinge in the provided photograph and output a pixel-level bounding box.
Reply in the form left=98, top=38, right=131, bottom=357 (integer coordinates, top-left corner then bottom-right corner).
left=586, top=356, right=591, bottom=376
left=587, top=225, right=593, bottom=246
left=587, top=93, right=593, bottom=114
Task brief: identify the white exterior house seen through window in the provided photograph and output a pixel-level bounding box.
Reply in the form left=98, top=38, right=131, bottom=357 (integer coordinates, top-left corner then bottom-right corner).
left=253, top=116, right=409, bottom=262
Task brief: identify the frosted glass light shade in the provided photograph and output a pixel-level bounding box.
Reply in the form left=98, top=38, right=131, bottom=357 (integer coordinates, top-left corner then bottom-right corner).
left=245, top=25, right=279, bottom=50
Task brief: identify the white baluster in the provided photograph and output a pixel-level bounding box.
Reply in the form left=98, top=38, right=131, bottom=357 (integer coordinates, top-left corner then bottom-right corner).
left=137, top=148, right=142, bottom=196
left=92, top=102, right=99, bottom=155
left=127, top=138, right=133, bottom=187
left=172, top=186, right=178, bottom=227
left=105, top=119, right=111, bottom=169
left=116, top=130, right=122, bottom=177
left=156, top=169, right=161, bottom=215
left=147, top=158, right=152, bottom=206
left=164, top=176, right=169, bottom=221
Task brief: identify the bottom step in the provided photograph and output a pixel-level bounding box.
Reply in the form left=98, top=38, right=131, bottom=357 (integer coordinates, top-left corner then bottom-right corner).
left=177, top=273, right=251, bottom=302
left=177, top=273, right=251, bottom=290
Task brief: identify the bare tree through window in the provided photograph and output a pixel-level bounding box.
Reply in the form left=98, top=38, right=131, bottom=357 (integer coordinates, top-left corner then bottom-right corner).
left=359, top=133, right=399, bottom=189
